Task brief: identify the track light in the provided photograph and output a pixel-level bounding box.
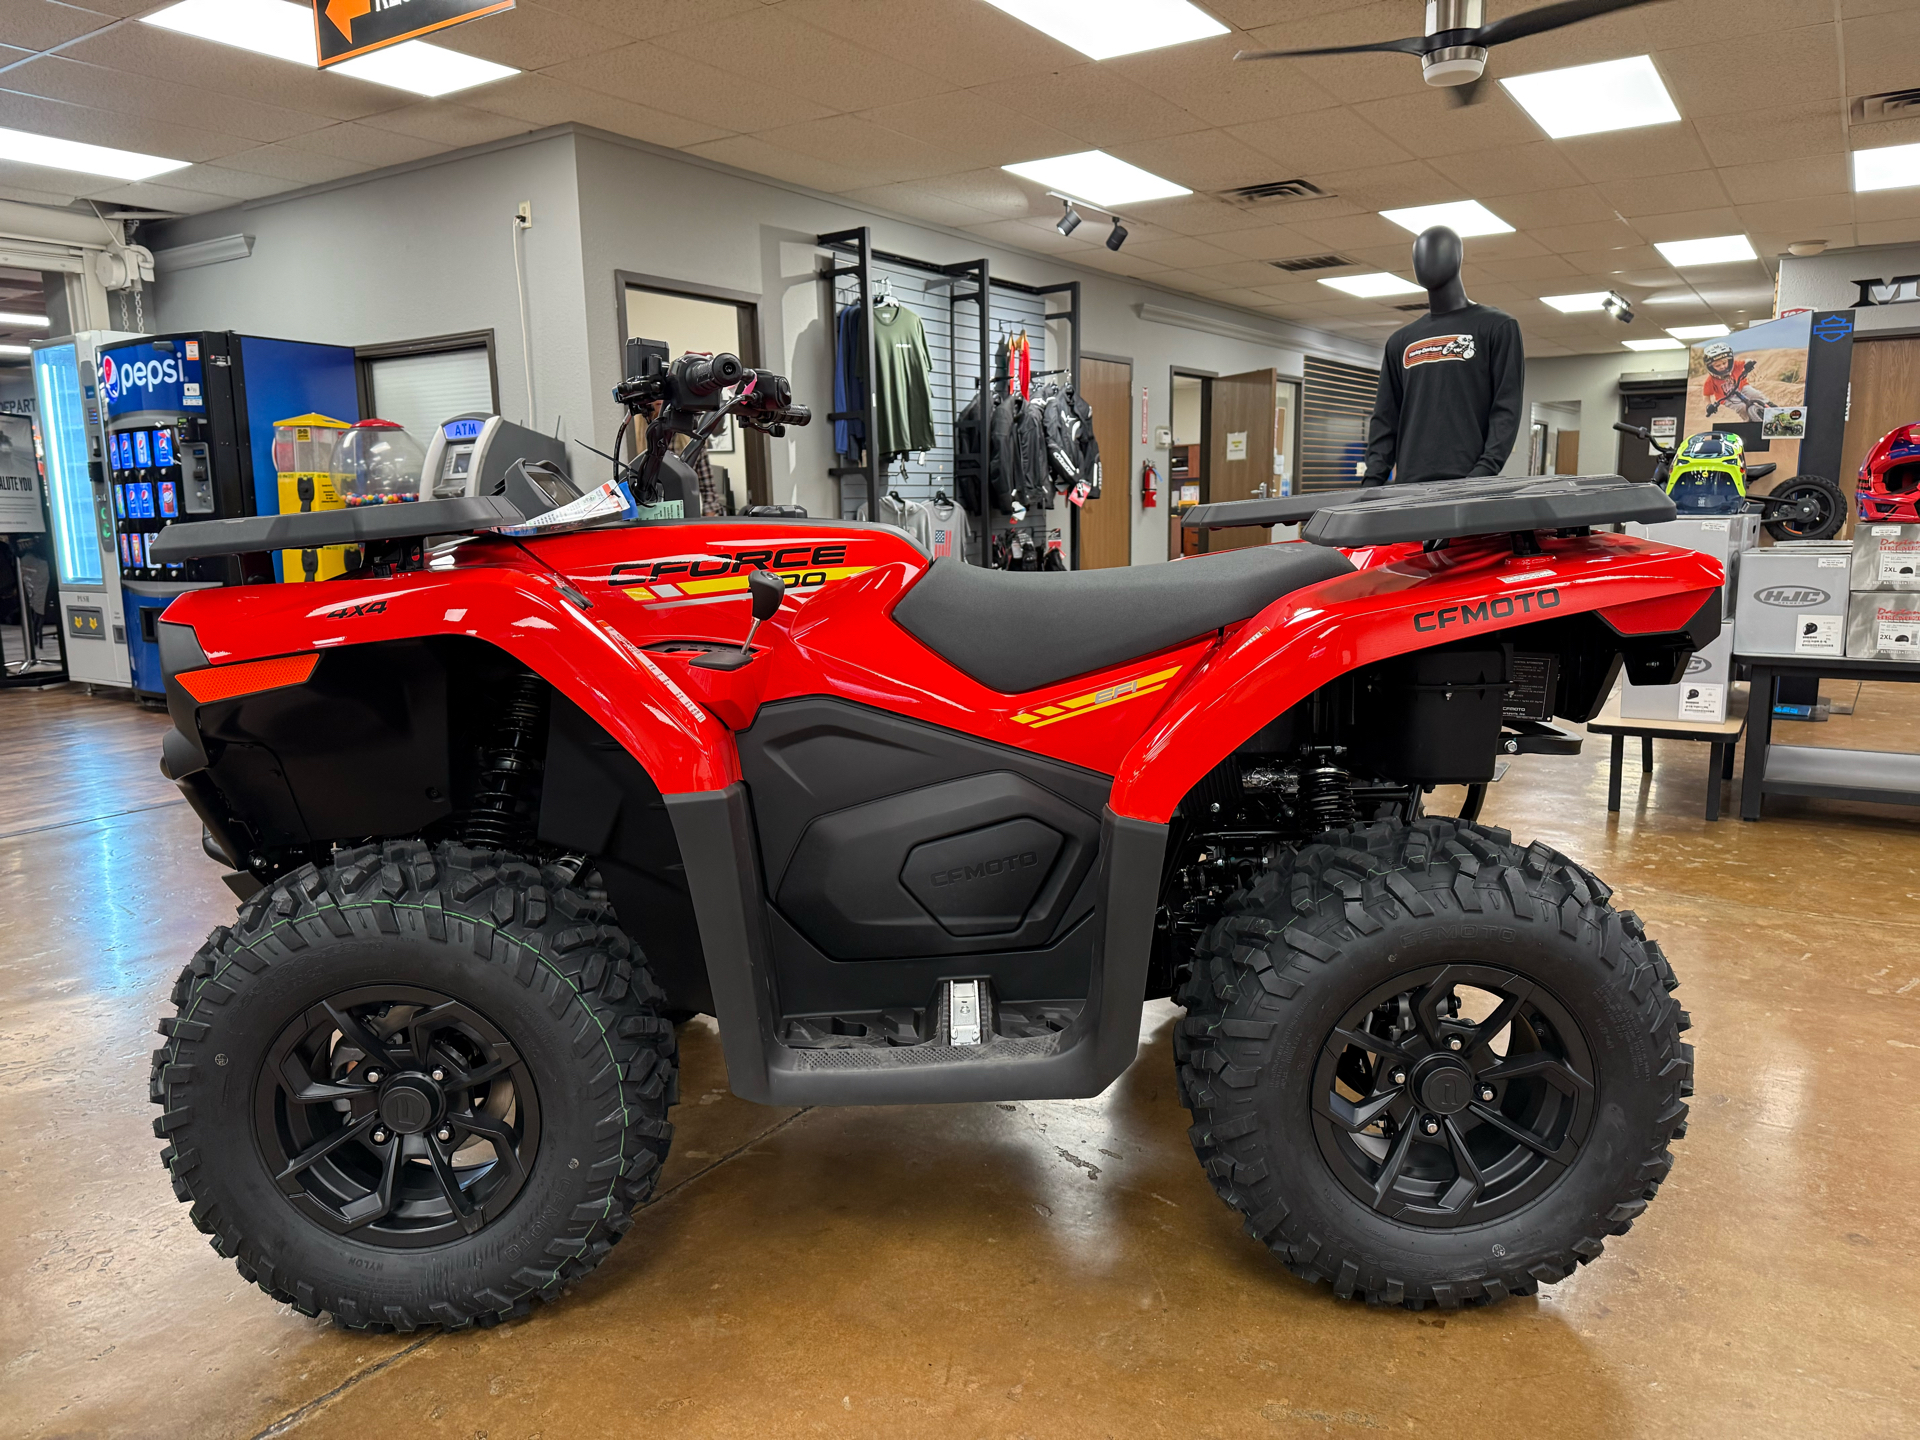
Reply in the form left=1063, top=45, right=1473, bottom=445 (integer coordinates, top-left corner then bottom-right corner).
left=1055, top=197, right=1082, bottom=236
left=1106, top=216, right=1128, bottom=251
left=1600, top=290, right=1634, bottom=324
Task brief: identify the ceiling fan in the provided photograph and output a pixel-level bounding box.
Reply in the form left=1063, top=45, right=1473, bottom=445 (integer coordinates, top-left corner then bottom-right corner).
left=1236, top=0, right=1666, bottom=106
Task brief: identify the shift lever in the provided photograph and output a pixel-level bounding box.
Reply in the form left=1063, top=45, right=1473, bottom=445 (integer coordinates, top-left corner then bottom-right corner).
left=690, top=569, right=785, bottom=671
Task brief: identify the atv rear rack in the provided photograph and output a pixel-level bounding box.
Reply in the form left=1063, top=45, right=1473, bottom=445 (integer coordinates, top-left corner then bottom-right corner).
left=1182, top=473, right=1676, bottom=547
left=147, top=495, right=527, bottom=565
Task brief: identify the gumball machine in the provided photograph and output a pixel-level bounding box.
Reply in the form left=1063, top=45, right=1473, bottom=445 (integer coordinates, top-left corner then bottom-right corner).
left=273, top=413, right=349, bottom=583
left=335, top=419, right=425, bottom=507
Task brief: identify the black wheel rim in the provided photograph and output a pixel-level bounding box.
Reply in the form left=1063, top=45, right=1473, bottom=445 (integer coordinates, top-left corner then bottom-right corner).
left=1311, top=964, right=1595, bottom=1229
left=255, top=985, right=541, bottom=1248
left=1774, top=481, right=1837, bottom=539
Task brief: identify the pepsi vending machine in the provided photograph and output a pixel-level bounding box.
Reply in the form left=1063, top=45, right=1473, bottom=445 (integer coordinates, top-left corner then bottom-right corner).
left=99, top=332, right=357, bottom=698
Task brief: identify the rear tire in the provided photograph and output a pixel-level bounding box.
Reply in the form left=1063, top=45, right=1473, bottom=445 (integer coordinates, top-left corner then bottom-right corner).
left=1175, top=818, right=1690, bottom=1309
left=151, top=840, right=676, bottom=1331
left=1763, top=473, right=1845, bottom=541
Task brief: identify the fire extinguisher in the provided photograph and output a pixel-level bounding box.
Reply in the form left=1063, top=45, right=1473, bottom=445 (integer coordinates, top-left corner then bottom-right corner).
left=1141, top=459, right=1159, bottom=509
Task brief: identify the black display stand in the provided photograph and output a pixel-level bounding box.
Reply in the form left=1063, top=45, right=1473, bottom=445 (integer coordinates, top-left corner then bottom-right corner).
left=1734, top=653, right=1920, bottom=820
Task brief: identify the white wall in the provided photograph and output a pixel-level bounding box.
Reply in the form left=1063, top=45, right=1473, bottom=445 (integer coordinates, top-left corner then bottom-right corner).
left=149, top=133, right=597, bottom=473
left=1503, top=353, right=1683, bottom=478
left=149, top=125, right=1374, bottom=566
left=1777, top=243, right=1920, bottom=313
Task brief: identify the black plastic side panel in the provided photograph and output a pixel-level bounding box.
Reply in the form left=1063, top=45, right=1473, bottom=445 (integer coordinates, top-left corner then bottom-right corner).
left=538, top=694, right=711, bottom=1015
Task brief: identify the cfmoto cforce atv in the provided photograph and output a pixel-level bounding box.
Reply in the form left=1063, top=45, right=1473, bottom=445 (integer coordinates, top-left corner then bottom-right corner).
left=149, top=351, right=1707, bottom=1328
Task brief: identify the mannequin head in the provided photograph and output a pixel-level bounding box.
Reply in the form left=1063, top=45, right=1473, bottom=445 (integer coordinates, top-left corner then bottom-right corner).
left=1413, top=226, right=1470, bottom=315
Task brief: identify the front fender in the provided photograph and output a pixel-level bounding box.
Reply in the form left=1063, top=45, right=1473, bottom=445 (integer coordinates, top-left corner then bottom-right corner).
left=161, top=550, right=737, bottom=794
left=1110, top=532, right=1722, bottom=823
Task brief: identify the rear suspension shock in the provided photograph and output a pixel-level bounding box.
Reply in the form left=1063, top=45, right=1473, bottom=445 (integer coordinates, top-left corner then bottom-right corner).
left=1299, top=745, right=1357, bottom=832
left=463, top=673, right=547, bottom=848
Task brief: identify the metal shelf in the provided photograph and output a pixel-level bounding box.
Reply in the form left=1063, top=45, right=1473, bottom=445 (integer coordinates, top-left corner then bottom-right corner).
left=1734, top=651, right=1920, bottom=820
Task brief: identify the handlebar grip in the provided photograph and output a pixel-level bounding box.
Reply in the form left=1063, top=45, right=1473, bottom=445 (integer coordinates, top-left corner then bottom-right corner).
left=1612, top=422, right=1642, bottom=436
left=676, top=351, right=744, bottom=398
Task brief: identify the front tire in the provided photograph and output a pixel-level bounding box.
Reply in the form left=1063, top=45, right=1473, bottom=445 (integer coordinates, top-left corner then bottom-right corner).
left=151, top=840, right=676, bottom=1331
left=1175, top=819, right=1690, bottom=1309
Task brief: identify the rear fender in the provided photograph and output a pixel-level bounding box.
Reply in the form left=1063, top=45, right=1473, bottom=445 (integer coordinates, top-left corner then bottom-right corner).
left=160, top=555, right=737, bottom=794
left=1111, top=532, right=1722, bottom=822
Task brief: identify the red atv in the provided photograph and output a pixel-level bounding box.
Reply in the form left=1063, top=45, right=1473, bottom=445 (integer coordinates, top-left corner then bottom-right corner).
left=1857, top=421, right=1919, bottom=524
left=148, top=351, right=1708, bottom=1329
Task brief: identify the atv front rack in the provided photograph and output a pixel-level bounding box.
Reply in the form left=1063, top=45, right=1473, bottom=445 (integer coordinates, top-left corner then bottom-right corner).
left=147, top=495, right=527, bottom=565
left=1182, top=473, right=1676, bottom=547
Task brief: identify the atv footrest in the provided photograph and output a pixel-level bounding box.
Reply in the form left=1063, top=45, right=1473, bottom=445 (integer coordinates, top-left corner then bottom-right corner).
left=780, top=983, right=1083, bottom=1054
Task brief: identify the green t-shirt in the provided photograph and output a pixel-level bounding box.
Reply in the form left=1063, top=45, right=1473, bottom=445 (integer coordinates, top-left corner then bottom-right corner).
left=871, top=303, right=935, bottom=456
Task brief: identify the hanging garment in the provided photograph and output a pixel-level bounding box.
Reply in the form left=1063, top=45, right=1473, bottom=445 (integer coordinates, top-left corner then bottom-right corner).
left=871, top=302, right=936, bottom=456
left=987, top=389, right=1021, bottom=513
left=1011, top=395, right=1052, bottom=511
left=833, top=304, right=865, bottom=459
left=1007, top=330, right=1031, bottom=399
left=1070, top=384, right=1101, bottom=499
left=1040, top=383, right=1080, bottom=488
left=927, top=496, right=975, bottom=563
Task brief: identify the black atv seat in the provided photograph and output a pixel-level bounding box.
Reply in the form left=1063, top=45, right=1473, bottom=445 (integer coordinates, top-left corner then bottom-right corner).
left=893, top=544, right=1354, bottom=695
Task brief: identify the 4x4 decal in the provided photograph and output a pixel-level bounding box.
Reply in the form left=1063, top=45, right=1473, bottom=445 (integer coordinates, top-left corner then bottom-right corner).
left=609, top=544, right=870, bottom=605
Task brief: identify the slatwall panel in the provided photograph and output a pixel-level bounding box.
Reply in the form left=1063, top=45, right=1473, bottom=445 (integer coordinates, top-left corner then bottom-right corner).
left=1301, top=355, right=1379, bottom=493
left=830, top=262, right=1056, bottom=558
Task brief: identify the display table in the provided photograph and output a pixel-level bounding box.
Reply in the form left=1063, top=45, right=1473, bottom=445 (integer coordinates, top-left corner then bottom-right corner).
left=1587, top=684, right=1749, bottom=821
left=1734, top=654, right=1921, bottom=821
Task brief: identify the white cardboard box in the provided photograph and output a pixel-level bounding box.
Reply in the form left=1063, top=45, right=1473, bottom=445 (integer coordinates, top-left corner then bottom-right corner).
left=1846, top=592, right=1921, bottom=661
left=1621, top=626, right=1734, bottom=722
left=1625, top=514, right=1761, bottom=617
left=1733, top=543, right=1852, bottom=658
left=1850, top=523, right=1920, bottom=593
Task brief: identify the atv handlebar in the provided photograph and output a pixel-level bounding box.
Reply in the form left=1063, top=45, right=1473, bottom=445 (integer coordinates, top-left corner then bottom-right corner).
left=1615, top=420, right=1673, bottom=458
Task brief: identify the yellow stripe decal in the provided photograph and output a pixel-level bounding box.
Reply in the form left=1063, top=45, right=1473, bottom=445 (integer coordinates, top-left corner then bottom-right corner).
left=621, top=564, right=872, bottom=603
left=1012, top=665, right=1182, bottom=729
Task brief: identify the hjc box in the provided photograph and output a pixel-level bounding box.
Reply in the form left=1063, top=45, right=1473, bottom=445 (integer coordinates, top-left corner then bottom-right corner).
left=1621, top=625, right=1735, bottom=722
left=1732, top=543, right=1852, bottom=658
left=1850, top=523, right=1920, bottom=593
left=1846, top=592, right=1921, bottom=661
left=1625, top=514, right=1761, bottom=617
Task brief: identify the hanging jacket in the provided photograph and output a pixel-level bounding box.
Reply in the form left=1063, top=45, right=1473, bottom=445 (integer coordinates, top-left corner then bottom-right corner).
left=1071, top=384, right=1101, bottom=499
left=1040, top=384, right=1079, bottom=488
left=833, top=305, right=865, bottom=459
left=1011, top=396, right=1051, bottom=511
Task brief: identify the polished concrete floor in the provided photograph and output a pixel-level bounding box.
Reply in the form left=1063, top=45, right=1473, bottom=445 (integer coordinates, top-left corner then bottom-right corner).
left=1, top=681, right=1915, bottom=1439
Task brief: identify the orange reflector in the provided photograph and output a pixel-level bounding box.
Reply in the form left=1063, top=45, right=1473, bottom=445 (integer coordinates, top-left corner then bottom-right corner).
left=177, top=652, right=320, bottom=704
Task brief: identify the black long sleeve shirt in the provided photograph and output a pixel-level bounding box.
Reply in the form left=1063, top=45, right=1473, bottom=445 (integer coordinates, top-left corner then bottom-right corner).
left=1363, top=304, right=1524, bottom=484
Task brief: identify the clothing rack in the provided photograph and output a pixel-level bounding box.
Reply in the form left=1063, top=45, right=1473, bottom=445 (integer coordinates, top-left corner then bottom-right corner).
left=817, top=227, right=1080, bottom=567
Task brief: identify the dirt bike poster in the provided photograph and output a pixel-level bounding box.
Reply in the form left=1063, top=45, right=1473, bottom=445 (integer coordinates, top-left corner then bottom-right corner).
left=1683, top=311, right=1811, bottom=471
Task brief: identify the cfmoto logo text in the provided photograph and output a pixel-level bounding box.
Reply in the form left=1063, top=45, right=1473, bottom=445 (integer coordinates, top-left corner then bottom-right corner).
left=929, top=851, right=1038, bottom=887
left=1755, top=586, right=1830, bottom=607
left=1413, top=587, right=1560, bottom=632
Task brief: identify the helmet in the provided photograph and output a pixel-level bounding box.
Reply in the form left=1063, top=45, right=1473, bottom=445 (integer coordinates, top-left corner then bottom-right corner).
left=1702, top=341, right=1735, bottom=373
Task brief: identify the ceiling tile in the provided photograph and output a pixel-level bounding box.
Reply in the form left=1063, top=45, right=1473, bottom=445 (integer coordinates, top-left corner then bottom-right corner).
left=1118, top=235, right=1250, bottom=269
left=133, top=162, right=292, bottom=202
left=1733, top=196, right=1857, bottom=234
left=1557, top=244, right=1671, bottom=274
left=968, top=64, right=1209, bottom=149
left=1842, top=9, right=1920, bottom=98
left=784, top=0, right=1083, bottom=89
left=1658, top=28, right=1842, bottom=121
left=1527, top=217, right=1644, bottom=254
left=1321, top=159, right=1461, bottom=210
left=1717, top=153, right=1849, bottom=207
left=1349, top=89, right=1539, bottom=160
left=1104, top=43, right=1342, bottom=129
left=1463, top=253, right=1579, bottom=283
left=1195, top=222, right=1322, bottom=259
left=1132, top=193, right=1279, bottom=235
left=3, top=54, right=333, bottom=145
left=532, top=0, right=766, bottom=41
left=0, top=87, right=238, bottom=161
left=57, top=25, right=401, bottom=122
left=909, top=166, right=1040, bottom=219
left=0, top=0, right=119, bottom=52
left=278, top=121, right=452, bottom=169
left=1228, top=107, right=1413, bottom=175
left=1239, top=2, right=1442, bottom=103
left=1856, top=216, right=1920, bottom=245
left=1693, top=102, right=1844, bottom=167
left=1109, top=127, right=1291, bottom=194
left=1462, top=231, right=1551, bottom=262
left=1480, top=186, right=1616, bottom=229
left=1630, top=206, right=1748, bottom=244
left=1287, top=210, right=1408, bottom=250
left=462, top=74, right=732, bottom=149
left=1849, top=116, right=1920, bottom=150
left=855, top=90, right=1083, bottom=170
left=354, top=102, right=540, bottom=150
left=543, top=42, right=832, bottom=132
left=1429, top=140, right=1588, bottom=197
left=683, top=134, right=871, bottom=194
left=0, top=176, right=82, bottom=207
left=1597, top=171, right=1732, bottom=218
left=838, top=181, right=995, bottom=227
left=72, top=178, right=235, bottom=214
left=1558, top=125, right=1716, bottom=182
left=1187, top=258, right=1322, bottom=289
left=650, top=8, right=954, bottom=111
left=427, top=1, right=635, bottom=68
left=1853, top=187, right=1921, bottom=224
left=752, top=114, right=969, bottom=186
left=209, top=143, right=370, bottom=185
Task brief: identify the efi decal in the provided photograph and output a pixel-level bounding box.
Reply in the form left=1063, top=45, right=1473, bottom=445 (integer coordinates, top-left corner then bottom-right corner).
left=1812, top=313, right=1853, bottom=343
left=100, top=341, right=205, bottom=417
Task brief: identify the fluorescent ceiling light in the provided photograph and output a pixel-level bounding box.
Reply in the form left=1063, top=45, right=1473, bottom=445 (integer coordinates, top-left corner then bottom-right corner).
left=1002, top=150, right=1190, bottom=207
left=0, top=125, right=187, bottom=181
left=143, top=0, right=313, bottom=64
left=980, top=0, right=1228, bottom=60
left=1854, top=143, right=1920, bottom=192
left=1501, top=55, right=1679, bottom=140
left=331, top=43, right=516, bottom=97
left=0, top=344, right=30, bottom=358
left=143, top=0, right=516, bottom=95
left=0, top=311, right=50, bottom=328
left=1666, top=323, right=1730, bottom=340
left=1654, top=234, right=1756, bottom=267
left=1541, top=292, right=1611, bottom=313
left=1319, top=272, right=1425, bottom=298
left=1622, top=338, right=1684, bottom=351
left=1380, top=200, right=1513, bottom=238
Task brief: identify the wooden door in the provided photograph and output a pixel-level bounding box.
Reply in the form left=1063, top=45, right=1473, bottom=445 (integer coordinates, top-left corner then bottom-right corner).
left=1207, top=368, right=1278, bottom=550
left=1554, top=428, right=1581, bottom=476
left=1838, top=338, right=1919, bottom=528
left=1076, top=356, right=1132, bottom=569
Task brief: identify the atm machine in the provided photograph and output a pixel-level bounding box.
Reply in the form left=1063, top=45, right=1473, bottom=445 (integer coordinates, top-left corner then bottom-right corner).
left=98, top=331, right=357, bottom=699
left=30, top=331, right=140, bottom=690
left=420, top=413, right=573, bottom=503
